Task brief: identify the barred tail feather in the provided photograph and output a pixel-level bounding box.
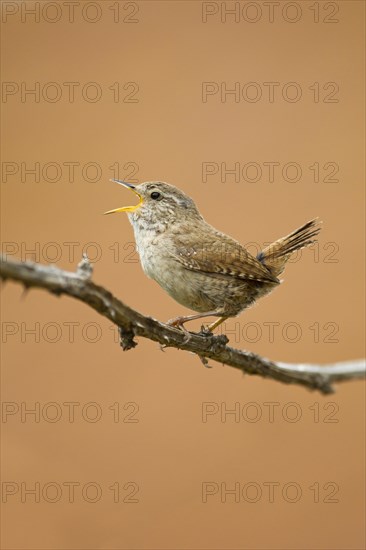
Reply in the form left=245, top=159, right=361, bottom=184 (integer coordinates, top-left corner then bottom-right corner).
left=258, top=219, right=322, bottom=278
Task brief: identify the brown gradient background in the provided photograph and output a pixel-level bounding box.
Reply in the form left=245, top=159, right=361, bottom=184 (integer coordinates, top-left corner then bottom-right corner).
left=1, top=1, right=365, bottom=549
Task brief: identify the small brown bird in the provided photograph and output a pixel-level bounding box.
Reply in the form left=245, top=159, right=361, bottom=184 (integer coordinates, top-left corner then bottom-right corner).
left=105, top=180, right=321, bottom=332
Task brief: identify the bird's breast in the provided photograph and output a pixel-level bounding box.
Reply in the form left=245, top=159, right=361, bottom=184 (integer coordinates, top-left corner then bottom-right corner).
left=132, top=224, right=169, bottom=280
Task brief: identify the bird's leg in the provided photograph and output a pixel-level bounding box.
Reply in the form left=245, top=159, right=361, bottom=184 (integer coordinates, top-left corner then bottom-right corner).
left=206, top=316, right=228, bottom=332
left=167, top=311, right=225, bottom=342
left=167, top=311, right=222, bottom=330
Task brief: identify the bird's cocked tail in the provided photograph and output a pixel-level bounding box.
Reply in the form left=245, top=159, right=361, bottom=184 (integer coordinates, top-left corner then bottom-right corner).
left=257, top=219, right=321, bottom=278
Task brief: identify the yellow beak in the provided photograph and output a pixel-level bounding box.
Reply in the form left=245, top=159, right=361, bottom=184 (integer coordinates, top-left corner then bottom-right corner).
left=104, top=180, right=143, bottom=214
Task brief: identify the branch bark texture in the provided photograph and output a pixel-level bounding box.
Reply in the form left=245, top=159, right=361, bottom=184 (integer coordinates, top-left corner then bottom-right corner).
left=1, top=255, right=365, bottom=395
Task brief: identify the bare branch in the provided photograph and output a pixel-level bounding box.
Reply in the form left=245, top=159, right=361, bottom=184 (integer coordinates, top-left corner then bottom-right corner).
left=1, top=255, right=365, bottom=395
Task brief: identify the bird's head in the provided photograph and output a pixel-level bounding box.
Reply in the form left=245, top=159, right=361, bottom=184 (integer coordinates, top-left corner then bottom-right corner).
left=104, top=180, right=202, bottom=227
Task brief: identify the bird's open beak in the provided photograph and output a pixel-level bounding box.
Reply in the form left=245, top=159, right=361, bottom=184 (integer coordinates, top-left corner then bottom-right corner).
left=104, top=180, right=143, bottom=214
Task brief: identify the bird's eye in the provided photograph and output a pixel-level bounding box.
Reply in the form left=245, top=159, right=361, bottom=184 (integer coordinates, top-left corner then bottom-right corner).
left=150, top=191, right=161, bottom=200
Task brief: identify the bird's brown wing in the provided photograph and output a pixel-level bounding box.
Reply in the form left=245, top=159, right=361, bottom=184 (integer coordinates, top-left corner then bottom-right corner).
left=169, top=233, right=279, bottom=284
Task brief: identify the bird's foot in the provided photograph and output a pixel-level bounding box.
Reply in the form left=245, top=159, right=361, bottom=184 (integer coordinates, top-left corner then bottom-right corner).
left=166, top=316, right=192, bottom=343
left=199, top=324, right=214, bottom=337
left=198, top=354, right=212, bottom=368
left=166, top=312, right=226, bottom=343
